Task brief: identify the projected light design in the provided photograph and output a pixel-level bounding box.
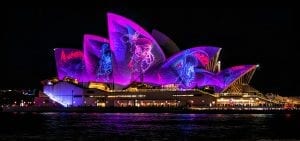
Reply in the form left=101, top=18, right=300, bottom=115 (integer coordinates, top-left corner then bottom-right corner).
left=108, top=13, right=166, bottom=86
left=194, top=69, right=220, bottom=88
left=175, top=55, right=196, bottom=87
left=54, top=48, right=85, bottom=81
left=50, top=12, right=258, bottom=94
left=119, top=33, right=155, bottom=82
left=83, top=34, right=112, bottom=82
left=158, top=47, right=220, bottom=88
left=96, top=43, right=112, bottom=82
left=216, top=65, right=257, bottom=91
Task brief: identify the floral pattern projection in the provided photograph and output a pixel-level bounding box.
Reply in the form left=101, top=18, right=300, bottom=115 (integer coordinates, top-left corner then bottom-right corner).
left=53, top=13, right=258, bottom=93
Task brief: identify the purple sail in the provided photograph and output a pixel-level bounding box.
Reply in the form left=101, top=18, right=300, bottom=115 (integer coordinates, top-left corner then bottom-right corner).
left=54, top=48, right=85, bottom=81
left=83, top=34, right=112, bottom=83
left=215, top=65, right=257, bottom=92
left=195, top=69, right=220, bottom=88
left=158, top=47, right=220, bottom=88
left=107, top=13, right=166, bottom=86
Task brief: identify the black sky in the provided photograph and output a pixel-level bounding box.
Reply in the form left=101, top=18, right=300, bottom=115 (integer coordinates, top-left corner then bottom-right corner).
left=1, top=6, right=296, bottom=95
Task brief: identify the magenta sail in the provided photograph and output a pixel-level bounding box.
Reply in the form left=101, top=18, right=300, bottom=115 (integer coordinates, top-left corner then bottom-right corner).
left=107, top=13, right=166, bottom=86
left=54, top=48, right=85, bottom=82
left=83, top=34, right=112, bottom=83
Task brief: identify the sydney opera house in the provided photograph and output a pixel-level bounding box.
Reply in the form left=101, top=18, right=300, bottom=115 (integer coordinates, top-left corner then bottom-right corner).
left=40, top=13, right=267, bottom=108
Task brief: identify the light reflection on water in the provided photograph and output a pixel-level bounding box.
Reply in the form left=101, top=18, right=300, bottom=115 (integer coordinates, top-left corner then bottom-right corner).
left=0, top=113, right=299, bottom=140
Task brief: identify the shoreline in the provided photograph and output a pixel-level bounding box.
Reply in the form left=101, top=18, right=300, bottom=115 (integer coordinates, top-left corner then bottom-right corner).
left=2, top=106, right=300, bottom=114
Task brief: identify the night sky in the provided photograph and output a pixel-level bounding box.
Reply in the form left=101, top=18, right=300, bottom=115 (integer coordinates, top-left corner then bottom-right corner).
left=2, top=6, right=296, bottom=95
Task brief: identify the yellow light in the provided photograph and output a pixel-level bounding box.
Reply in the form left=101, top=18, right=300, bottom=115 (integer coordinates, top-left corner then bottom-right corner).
left=88, top=82, right=109, bottom=91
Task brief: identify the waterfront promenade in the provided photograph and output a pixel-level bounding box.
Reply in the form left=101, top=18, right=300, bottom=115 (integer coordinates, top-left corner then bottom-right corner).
left=2, top=106, right=300, bottom=114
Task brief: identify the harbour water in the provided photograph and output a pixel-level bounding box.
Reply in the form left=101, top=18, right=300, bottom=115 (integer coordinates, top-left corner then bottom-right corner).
left=0, top=112, right=299, bottom=140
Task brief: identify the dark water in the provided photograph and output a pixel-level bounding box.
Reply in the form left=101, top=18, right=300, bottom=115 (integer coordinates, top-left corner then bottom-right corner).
left=0, top=112, right=299, bottom=141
